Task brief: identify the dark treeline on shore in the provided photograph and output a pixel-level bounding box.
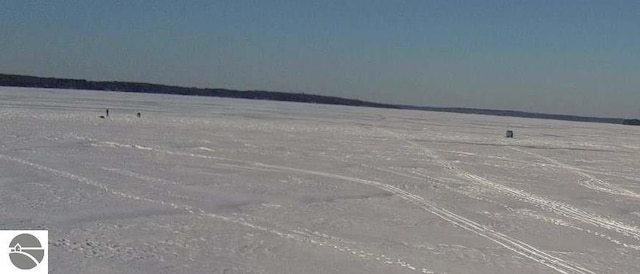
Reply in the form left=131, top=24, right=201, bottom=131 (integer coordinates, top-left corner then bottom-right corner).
left=0, top=73, right=397, bottom=109
left=399, top=105, right=627, bottom=125
left=0, top=73, right=636, bottom=125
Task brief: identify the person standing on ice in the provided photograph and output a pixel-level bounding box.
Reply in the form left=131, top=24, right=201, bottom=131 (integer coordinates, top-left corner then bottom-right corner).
left=106, top=108, right=109, bottom=117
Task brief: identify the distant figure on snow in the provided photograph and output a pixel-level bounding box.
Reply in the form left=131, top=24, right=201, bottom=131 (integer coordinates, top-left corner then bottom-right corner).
left=136, top=112, right=141, bottom=118
left=106, top=108, right=109, bottom=117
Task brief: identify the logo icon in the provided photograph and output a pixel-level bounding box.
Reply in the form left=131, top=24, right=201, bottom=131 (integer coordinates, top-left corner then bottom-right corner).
left=8, top=233, right=45, bottom=270
left=1, top=230, right=47, bottom=273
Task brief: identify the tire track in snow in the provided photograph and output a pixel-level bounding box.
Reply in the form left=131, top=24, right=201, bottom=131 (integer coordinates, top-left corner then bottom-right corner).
left=509, top=147, right=640, bottom=199
left=0, top=154, right=434, bottom=274
left=100, top=167, right=192, bottom=201
left=252, top=163, right=594, bottom=274
left=481, top=154, right=640, bottom=184
left=375, top=165, right=640, bottom=252
left=101, top=167, right=183, bottom=187
left=104, top=166, right=432, bottom=273
left=379, top=128, right=640, bottom=246
left=87, top=138, right=593, bottom=274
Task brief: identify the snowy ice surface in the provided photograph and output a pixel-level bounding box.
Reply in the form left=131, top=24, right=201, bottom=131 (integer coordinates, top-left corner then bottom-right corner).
left=1, top=87, right=640, bottom=274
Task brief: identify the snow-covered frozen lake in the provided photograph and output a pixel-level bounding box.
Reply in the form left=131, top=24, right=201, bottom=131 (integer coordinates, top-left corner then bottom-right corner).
left=2, top=87, right=640, bottom=274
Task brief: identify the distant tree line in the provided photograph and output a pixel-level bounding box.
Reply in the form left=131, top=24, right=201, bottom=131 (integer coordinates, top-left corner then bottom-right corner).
left=399, top=105, right=628, bottom=125
left=0, top=73, right=398, bottom=109
left=1, top=72, right=638, bottom=126
left=622, top=119, right=640, bottom=126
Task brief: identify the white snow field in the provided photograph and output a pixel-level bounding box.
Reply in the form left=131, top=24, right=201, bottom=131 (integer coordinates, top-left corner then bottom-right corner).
left=2, top=87, right=640, bottom=274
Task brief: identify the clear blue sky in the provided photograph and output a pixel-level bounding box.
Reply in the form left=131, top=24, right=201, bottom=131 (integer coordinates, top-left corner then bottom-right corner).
left=2, top=1, right=639, bottom=118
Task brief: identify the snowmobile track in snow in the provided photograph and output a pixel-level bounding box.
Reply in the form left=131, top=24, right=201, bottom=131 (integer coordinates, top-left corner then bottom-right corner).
left=378, top=128, right=640, bottom=248
left=509, top=146, right=640, bottom=199
left=0, top=154, right=435, bottom=274
left=86, top=137, right=594, bottom=274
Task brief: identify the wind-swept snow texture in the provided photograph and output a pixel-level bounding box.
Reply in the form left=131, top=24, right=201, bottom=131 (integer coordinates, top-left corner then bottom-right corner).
left=1, top=87, right=640, bottom=274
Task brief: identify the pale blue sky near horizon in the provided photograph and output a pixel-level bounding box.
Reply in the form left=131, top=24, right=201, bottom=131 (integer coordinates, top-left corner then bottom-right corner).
left=1, top=1, right=639, bottom=118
